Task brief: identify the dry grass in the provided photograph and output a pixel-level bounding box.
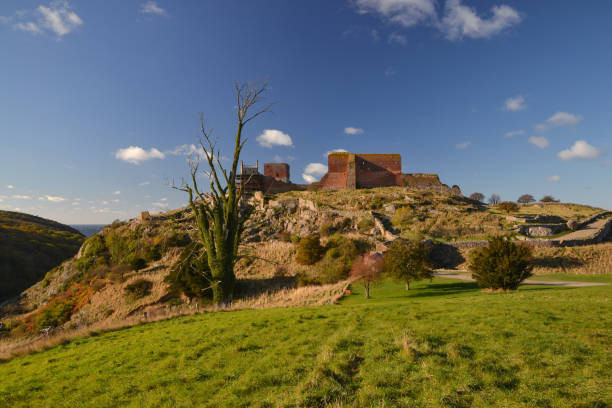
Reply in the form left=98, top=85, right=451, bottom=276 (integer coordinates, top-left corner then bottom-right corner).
left=457, top=242, right=612, bottom=275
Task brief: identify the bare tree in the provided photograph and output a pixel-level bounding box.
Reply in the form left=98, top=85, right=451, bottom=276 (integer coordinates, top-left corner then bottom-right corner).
left=469, top=192, right=485, bottom=202
left=488, top=194, right=501, bottom=205
left=172, top=80, right=272, bottom=306
left=518, top=194, right=535, bottom=204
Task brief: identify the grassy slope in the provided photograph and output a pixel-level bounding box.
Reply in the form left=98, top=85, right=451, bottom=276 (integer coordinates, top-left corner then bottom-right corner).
left=0, top=279, right=609, bottom=407
left=0, top=211, right=84, bottom=301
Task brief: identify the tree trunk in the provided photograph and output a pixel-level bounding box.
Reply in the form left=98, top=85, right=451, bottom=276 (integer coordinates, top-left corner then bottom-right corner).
left=405, top=281, right=410, bottom=291
left=210, top=261, right=235, bottom=307
left=364, top=283, right=370, bottom=299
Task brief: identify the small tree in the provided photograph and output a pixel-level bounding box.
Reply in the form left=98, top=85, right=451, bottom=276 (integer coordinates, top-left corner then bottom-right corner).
left=383, top=239, right=432, bottom=290
left=497, top=201, right=519, bottom=214
left=296, top=234, right=324, bottom=265
left=469, top=237, right=533, bottom=290
left=350, top=253, right=384, bottom=299
left=540, top=195, right=559, bottom=203
left=517, top=194, right=535, bottom=204
left=469, top=192, right=485, bottom=202
left=488, top=194, right=501, bottom=205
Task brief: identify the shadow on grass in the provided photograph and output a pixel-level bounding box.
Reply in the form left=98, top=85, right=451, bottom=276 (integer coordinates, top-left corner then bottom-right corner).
left=395, top=281, right=480, bottom=299
left=235, top=276, right=297, bottom=299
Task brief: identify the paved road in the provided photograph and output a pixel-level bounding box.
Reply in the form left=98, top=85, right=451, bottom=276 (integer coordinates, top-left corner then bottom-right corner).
left=435, top=272, right=609, bottom=287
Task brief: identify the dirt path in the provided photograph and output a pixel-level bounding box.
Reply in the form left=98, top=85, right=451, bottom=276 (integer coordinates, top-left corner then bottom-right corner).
left=435, top=272, right=610, bottom=287
left=554, top=217, right=610, bottom=242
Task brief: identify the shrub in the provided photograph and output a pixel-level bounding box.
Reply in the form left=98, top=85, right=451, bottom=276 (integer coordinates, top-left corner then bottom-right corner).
left=319, top=219, right=335, bottom=237
left=488, top=194, right=501, bottom=205
left=370, top=195, right=386, bottom=209
left=278, top=231, right=292, bottom=242
left=165, top=242, right=212, bottom=299
left=124, top=279, right=153, bottom=299
left=296, top=235, right=324, bottom=265
left=290, top=234, right=300, bottom=244
left=469, top=237, right=533, bottom=290
left=108, top=264, right=131, bottom=283
left=358, top=216, right=375, bottom=233
left=130, top=257, right=147, bottom=271
left=540, top=195, right=559, bottom=203
left=36, top=301, right=74, bottom=329
left=383, top=239, right=433, bottom=290
left=145, top=244, right=162, bottom=261
left=497, top=202, right=519, bottom=214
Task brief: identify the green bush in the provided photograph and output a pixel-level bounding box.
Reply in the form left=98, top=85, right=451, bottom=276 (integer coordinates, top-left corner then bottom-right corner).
left=383, top=239, right=432, bottom=290
left=469, top=237, right=533, bottom=290
left=36, top=301, right=74, bottom=328
left=278, top=231, right=292, bottom=243
left=497, top=202, right=519, bottom=214
left=296, top=235, right=324, bottom=265
left=124, top=279, right=153, bottom=299
left=130, top=257, right=147, bottom=271
left=145, top=244, right=162, bottom=261
left=358, top=216, right=375, bottom=233
left=165, top=242, right=212, bottom=299
left=290, top=234, right=300, bottom=244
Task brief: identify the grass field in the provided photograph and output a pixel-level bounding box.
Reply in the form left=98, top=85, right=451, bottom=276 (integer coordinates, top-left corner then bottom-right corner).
left=0, top=278, right=610, bottom=407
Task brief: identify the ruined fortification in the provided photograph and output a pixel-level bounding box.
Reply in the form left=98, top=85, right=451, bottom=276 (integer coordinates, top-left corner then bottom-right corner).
left=236, top=152, right=460, bottom=195
left=317, top=152, right=461, bottom=194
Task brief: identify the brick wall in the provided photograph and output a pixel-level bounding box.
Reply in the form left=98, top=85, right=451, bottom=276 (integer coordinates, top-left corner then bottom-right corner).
left=264, top=163, right=290, bottom=183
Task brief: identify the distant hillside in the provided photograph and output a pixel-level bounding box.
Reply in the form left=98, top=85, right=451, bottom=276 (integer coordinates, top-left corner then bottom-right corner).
left=0, top=211, right=84, bottom=302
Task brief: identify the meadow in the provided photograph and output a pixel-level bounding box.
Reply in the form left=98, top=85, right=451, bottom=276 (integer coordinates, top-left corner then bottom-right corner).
left=0, top=277, right=609, bottom=407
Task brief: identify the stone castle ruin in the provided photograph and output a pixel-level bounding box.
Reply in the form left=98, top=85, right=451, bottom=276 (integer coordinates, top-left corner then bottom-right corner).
left=237, top=152, right=461, bottom=195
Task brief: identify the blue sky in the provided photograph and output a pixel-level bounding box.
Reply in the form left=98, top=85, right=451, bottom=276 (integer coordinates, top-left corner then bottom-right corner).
left=1, top=0, right=611, bottom=224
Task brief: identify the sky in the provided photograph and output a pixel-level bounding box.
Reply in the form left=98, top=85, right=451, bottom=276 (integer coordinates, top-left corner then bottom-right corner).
left=1, top=0, right=611, bottom=224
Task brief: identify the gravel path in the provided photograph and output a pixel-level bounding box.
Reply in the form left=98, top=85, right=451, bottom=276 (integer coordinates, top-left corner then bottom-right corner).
left=554, top=217, right=610, bottom=241
left=435, top=272, right=610, bottom=287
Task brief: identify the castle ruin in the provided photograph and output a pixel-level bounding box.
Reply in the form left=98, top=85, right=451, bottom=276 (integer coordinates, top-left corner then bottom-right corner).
left=236, top=152, right=461, bottom=195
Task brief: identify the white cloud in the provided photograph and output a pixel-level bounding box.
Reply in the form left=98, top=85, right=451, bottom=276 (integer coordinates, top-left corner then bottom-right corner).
left=112, top=190, right=120, bottom=195
left=45, top=195, right=66, bottom=202
left=535, top=112, right=583, bottom=132
left=138, top=181, right=151, bottom=186
left=302, top=163, right=328, bottom=183
left=502, top=95, right=526, bottom=111
left=15, top=21, right=41, bottom=34
left=167, top=144, right=210, bottom=159
left=0, top=198, right=3, bottom=203
left=384, top=67, right=396, bottom=77
left=344, top=127, right=364, bottom=135
left=7, top=185, right=14, bottom=189
left=558, top=140, right=603, bottom=161
left=546, top=175, right=560, bottom=183
left=504, top=129, right=524, bottom=138
left=140, top=1, right=167, bottom=16
left=353, top=0, right=521, bottom=41
left=12, top=195, right=32, bottom=199
left=441, top=0, right=522, bottom=40
left=160, top=197, right=167, bottom=201
left=72, top=201, right=79, bottom=206
left=388, top=32, right=407, bottom=44
left=273, top=155, right=295, bottom=163
left=115, top=146, right=165, bottom=164
left=456, top=141, right=470, bottom=150
left=528, top=136, right=550, bottom=148
left=153, top=201, right=169, bottom=208
left=324, top=149, right=348, bottom=157
left=256, top=129, right=294, bottom=148
left=13, top=0, right=84, bottom=38
left=112, top=199, right=120, bottom=203
left=354, top=0, right=437, bottom=28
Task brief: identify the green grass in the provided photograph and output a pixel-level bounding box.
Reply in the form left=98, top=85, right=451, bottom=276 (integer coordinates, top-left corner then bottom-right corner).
left=531, top=274, right=612, bottom=283
left=0, top=278, right=610, bottom=407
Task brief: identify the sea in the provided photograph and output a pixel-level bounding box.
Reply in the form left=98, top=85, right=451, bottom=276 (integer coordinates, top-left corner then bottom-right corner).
left=70, top=224, right=107, bottom=237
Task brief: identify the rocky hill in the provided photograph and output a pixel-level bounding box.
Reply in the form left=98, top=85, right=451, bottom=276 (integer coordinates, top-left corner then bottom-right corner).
left=0, top=211, right=84, bottom=303
left=0, top=188, right=607, bottom=340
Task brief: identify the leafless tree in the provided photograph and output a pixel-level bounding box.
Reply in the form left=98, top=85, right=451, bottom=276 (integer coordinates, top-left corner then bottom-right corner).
left=350, top=253, right=384, bottom=299
left=172, top=80, right=273, bottom=306
left=488, top=194, right=501, bottom=205
left=518, top=194, right=535, bottom=204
